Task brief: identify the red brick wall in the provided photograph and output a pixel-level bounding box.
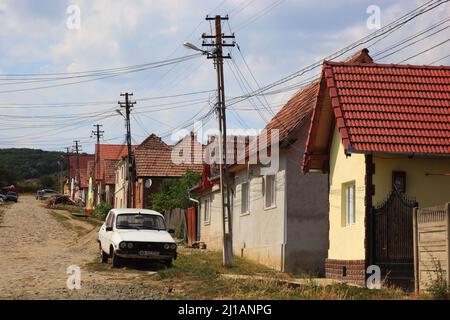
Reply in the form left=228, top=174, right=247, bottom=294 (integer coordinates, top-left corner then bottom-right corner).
left=325, top=259, right=366, bottom=286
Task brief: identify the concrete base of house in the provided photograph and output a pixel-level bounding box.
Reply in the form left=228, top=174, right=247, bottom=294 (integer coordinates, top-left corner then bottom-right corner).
left=325, top=259, right=366, bottom=286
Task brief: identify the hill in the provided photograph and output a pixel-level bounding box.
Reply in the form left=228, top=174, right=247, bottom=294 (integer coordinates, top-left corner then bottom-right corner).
left=0, top=148, right=68, bottom=187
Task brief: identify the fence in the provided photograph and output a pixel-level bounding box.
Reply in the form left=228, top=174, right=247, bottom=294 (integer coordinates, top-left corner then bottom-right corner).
left=413, top=203, right=450, bottom=293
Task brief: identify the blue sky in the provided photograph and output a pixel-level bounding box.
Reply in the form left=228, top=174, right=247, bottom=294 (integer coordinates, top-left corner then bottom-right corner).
left=0, top=0, right=449, bottom=153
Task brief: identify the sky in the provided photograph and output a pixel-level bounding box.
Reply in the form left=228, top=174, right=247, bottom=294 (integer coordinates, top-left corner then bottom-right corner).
left=0, top=0, right=449, bottom=153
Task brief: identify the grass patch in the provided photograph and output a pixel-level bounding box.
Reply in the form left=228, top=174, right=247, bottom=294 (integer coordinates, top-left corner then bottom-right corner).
left=46, top=210, right=93, bottom=236
left=48, top=204, right=84, bottom=214
left=154, top=248, right=408, bottom=300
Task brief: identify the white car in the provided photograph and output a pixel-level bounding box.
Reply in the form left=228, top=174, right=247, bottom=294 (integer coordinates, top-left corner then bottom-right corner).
left=98, top=208, right=177, bottom=268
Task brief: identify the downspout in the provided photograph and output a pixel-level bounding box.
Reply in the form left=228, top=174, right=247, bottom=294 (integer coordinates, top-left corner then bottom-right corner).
left=364, top=153, right=374, bottom=275
left=282, top=156, right=287, bottom=272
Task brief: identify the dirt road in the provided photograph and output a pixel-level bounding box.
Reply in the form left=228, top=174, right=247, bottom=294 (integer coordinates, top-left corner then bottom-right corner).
left=0, top=195, right=167, bottom=300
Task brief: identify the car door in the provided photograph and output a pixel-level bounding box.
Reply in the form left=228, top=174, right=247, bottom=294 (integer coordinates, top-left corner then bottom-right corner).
left=105, top=213, right=115, bottom=252
left=99, top=211, right=112, bottom=252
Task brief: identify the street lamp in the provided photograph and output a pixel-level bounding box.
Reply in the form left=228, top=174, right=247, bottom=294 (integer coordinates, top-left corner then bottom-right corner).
left=183, top=42, right=207, bottom=54
left=115, top=109, right=124, bottom=117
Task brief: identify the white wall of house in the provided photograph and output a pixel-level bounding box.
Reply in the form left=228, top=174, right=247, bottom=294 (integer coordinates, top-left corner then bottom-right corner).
left=197, top=124, right=328, bottom=274
left=198, top=185, right=223, bottom=251
left=232, top=160, right=287, bottom=271
left=114, top=161, right=127, bottom=209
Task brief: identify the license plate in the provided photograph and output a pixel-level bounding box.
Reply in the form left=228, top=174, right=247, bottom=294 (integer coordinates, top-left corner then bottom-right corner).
left=139, top=250, right=159, bottom=256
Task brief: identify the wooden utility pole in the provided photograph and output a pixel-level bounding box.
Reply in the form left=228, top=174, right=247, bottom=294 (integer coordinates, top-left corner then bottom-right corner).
left=72, top=140, right=82, bottom=197
left=65, top=147, right=71, bottom=195
left=92, top=124, right=104, bottom=204
left=202, top=15, right=235, bottom=267
left=119, top=93, right=136, bottom=208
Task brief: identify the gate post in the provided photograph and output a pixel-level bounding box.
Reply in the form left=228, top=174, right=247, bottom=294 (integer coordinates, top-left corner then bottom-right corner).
left=446, top=202, right=450, bottom=291
left=413, top=206, right=419, bottom=294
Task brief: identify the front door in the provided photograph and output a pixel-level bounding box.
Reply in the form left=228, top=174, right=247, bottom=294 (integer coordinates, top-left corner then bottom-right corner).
left=371, top=189, right=417, bottom=290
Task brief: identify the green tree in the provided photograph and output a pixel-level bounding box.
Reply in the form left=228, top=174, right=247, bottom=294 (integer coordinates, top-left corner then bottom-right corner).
left=151, top=170, right=201, bottom=213
left=38, top=175, right=57, bottom=190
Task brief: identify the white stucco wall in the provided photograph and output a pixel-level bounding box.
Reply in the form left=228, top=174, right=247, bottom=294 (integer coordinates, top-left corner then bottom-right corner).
left=232, top=160, right=287, bottom=271
left=198, top=186, right=223, bottom=251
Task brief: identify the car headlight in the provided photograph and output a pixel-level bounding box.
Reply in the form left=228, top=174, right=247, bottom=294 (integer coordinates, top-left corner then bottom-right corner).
left=119, top=242, right=127, bottom=249
left=163, top=243, right=170, bottom=250
left=127, top=242, right=134, bottom=249
left=170, top=244, right=177, bottom=250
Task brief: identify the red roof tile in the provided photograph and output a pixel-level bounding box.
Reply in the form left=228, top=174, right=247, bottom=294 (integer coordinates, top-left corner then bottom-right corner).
left=324, top=62, right=450, bottom=154
left=69, top=155, right=95, bottom=188
left=134, top=133, right=203, bottom=177
left=95, top=144, right=136, bottom=181
left=104, top=159, right=119, bottom=185
left=303, top=60, right=450, bottom=172
left=239, top=49, right=373, bottom=165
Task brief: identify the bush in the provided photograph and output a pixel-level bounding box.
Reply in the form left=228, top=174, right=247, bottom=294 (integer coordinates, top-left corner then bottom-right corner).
left=427, top=259, right=449, bottom=300
left=93, top=202, right=112, bottom=220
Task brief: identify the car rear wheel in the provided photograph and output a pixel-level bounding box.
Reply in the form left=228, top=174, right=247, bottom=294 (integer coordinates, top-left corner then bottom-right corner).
left=99, top=245, right=108, bottom=263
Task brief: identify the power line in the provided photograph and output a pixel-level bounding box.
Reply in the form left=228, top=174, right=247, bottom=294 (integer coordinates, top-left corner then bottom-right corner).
left=398, top=37, right=450, bottom=63
left=0, top=54, right=201, bottom=94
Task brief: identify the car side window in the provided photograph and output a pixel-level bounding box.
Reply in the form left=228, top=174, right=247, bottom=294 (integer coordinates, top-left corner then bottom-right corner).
left=105, top=212, right=113, bottom=228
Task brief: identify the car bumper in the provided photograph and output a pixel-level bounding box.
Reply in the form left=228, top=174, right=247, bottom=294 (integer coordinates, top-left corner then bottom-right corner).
left=115, top=250, right=177, bottom=260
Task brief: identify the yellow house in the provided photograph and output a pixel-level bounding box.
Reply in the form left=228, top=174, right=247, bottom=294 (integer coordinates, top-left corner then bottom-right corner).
left=303, top=55, right=450, bottom=289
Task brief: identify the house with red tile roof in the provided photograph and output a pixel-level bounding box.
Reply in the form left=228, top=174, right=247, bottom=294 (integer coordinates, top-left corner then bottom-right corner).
left=94, top=144, right=136, bottom=205
left=302, top=57, right=450, bottom=289
left=68, top=154, right=94, bottom=203
left=131, top=133, right=203, bottom=209
left=190, top=50, right=373, bottom=274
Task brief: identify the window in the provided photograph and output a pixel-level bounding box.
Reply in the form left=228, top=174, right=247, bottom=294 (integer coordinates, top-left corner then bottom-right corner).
left=343, top=182, right=356, bottom=226
left=241, top=182, right=249, bottom=214
left=203, top=199, right=211, bottom=224
left=105, top=212, right=114, bottom=228
left=265, top=175, right=276, bottom=208
left=392, top=171, right=406, bottom=193
left=116, top=213, right=166, bottom=230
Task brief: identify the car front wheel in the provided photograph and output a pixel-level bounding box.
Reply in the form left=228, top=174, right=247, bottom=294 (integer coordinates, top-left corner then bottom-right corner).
left=164, top=259, right=173, bottom=268
left=111, top=249, right=121, bottom=268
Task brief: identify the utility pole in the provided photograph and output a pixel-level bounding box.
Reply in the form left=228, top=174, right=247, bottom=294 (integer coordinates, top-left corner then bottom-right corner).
left=118, top=93, right=136, bottom=208
left=72, top=140, right=82, bottom=200
left=202, top=15, right=235, bottom=267
left=65, top=147, right=71, bottom=195
left=92, top=124, right=104, bottom=205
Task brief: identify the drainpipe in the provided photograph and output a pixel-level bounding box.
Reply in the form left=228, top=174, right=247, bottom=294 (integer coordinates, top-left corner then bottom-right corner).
left=282, top=157, right=287, bottom=272
left=365, top=154, right=374, bottom=273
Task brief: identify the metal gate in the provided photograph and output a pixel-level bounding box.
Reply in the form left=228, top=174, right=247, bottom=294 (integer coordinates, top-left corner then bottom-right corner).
left=371, top=189, right=417, bottom=290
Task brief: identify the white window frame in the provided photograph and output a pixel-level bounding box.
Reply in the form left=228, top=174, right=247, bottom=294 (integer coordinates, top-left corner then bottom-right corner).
left=241, top=182, right=250, bottom=215
left=343, top=182, right=356, bottom=226
left=203, top=198, right=211, bottom=225
left=264, top=175, right=276, bottom=209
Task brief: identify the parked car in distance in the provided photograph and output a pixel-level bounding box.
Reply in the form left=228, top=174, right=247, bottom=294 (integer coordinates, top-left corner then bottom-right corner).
left=98, top=209, right=177, bottom=268
left=36, top=189, right=60, bottom=200
left=5, top=192, right=18, bottom=202
left=36, top=190, right=44, bottom=200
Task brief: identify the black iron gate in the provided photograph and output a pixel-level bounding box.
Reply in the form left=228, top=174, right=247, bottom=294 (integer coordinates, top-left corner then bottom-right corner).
left=371, top=189, right=417, bottom=290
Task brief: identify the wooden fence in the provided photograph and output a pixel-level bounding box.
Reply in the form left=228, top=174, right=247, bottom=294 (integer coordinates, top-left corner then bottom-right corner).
left=413, top=203, right=450, bottom=293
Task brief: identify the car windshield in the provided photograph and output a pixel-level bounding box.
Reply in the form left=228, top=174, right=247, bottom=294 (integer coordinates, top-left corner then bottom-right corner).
left=116, top=213, right=166, bottom=230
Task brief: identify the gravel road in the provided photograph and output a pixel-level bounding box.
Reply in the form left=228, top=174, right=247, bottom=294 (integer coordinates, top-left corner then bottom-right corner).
left=0, top=195, right=167, bottom=300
